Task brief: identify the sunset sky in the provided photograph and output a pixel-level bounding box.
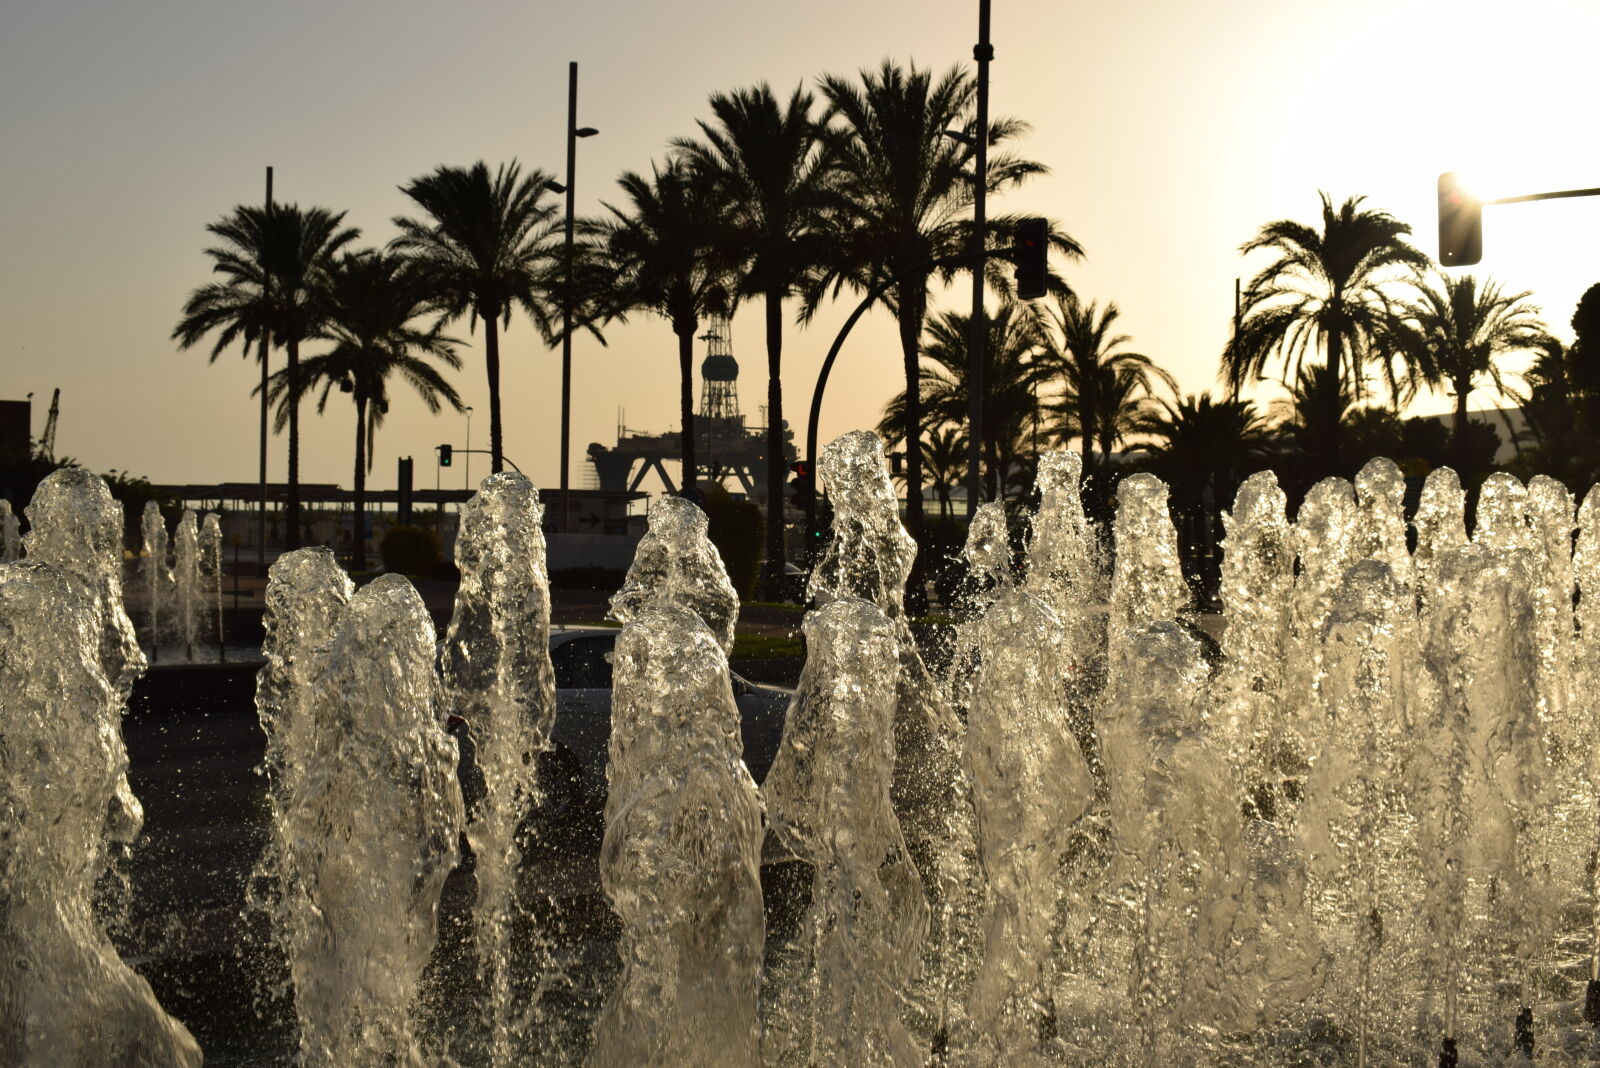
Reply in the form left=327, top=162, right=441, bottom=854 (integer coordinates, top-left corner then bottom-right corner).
left=5, top=0, right=1599, bottom=494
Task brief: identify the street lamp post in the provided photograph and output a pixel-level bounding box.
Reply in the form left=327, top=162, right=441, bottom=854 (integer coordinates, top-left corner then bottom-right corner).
left=464, top=406, right=473, bottom=491
left=551, top=61, right=598, bottom=533
left=966, top=0, right=992, bottom=516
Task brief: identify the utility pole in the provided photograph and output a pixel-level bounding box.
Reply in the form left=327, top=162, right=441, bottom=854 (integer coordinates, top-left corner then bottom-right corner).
left=965, top=0, right=992, bottom=514
left=554, top=62, right=597, bottom=532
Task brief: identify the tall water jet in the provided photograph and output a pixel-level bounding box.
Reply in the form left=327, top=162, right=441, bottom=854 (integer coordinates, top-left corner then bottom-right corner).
left=1285, top=478, right=1359, bottom=769
left=1417, top=544, right=1550, bottom=1060
left=610, top=494, right=738, bottom=652
left=1106, top=473, right=1190, bottom=674
left=1215, top=470, right=1294, bottom=800
left=1299, top=560, right=1416, bottom=1064
left=200, top=512, right=224, bottom=661
left=441, top=471, right=558, bottom=1064
left=140, top=501, right=170, bottom=661
left=763, top=597, right=927, bottom=1066
left=1097, top=621, right=1247, bottom=1060
left=963, top=590, right=1093, bottom=1063
left=1525, top=475, right=1575, bottom=735
left=1024, top=450, right=1101, bottom=618
left=278, top=573, right=464, bottom=1065
left=257, top=549, right=355, bottom=805
left=0, top=562, right=202, bottom=1066
left=172, top=510, right=200, bottom=661
left=0, top=498, right=18, bottom=562
left=1413, top=467, right=1467, bottom=617
left=24, top=467, right=146, bottom=703
left=589, top=604, right=764, bottom=1068
left=947, top=501, right=1013, bottom=716
left=1353, top=457, right=1412, bottom=587
left=24, top=467, right=146, bottom=845
left=1473, top=472, right=1532, bottom=551
left=810, top=430, right=973, bottom=1042
left=1574, top=487, right=1600, bottom=1019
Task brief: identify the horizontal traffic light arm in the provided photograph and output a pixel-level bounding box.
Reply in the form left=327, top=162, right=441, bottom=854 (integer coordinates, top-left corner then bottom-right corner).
left=1482, top=185, right=1600, bottom=206
left=435, top=448, right=525, bottom=475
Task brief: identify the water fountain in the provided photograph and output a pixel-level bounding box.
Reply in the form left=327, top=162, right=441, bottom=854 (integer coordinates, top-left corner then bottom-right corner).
left=141, top=500, right=171, bottom=660
left=1, top=497, right=21, bottom=562
left=12, top=444, right=1600, bottom=1065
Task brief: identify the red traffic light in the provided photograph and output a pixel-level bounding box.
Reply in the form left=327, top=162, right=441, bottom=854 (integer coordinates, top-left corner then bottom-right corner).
left=790, top=460, right=811, bottom=477
left=1437, top=172, right=1483, bottom=267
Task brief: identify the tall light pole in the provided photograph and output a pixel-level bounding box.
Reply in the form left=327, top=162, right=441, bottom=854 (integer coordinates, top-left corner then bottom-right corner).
left=965, top=0, right=992, bottom=515
left=258, top=165, right=273, bottom=573
left=464, top=405, right=473, bottom=491
left=550, top=61, right=598, bottom=533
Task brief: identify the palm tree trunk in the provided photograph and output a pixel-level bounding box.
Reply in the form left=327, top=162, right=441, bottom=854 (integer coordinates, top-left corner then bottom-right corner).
left=286, top=338, right=302, bottom=550
left=897, top=288, right=926, bottom=544
left=762, top=290, right=786, bottom=600
left=1321, top=333, right=1345, bottom=475
left=677, top=322, right=698, bottom=494
left=352, top=394, right=367, bottom=572
left=485, top=312, right=504, bottom=475
left=1451, top=376, right=1471, bottom=469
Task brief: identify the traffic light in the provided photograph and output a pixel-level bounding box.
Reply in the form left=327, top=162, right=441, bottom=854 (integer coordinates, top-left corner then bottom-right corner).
left=1437, top=172, right=1483, bottom=267
left=1013, top=216, right=1049, bottom=299
left=437, top=443, right=452, bottom=467
left=787, top=460, right=815, bottom=510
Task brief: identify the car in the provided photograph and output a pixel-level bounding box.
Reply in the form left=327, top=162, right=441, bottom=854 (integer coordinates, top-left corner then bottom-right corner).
left=446, top=625, right=793, bottom=827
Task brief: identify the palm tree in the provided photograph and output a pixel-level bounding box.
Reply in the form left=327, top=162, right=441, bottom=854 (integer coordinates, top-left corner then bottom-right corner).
left=1386, top=272, right=1553, bottom=462
left=597, top=159, right=733, bottom=490
left=175, top=203, right=358, bottom=548
left=811, top=60, right=1070, bottom=544
left=1038, top=293, right=1174, bottom=479
left=264, top=250, right=464, bottom=570
left=1223, top=193, right=1429, bottom=475
left=392, top=160, right=561, bottom=475
left=879, top=302, right=1044, bottom=500
left=674, top=83, right=833, bottom=596
left=921, top=425, right=968, bottom=519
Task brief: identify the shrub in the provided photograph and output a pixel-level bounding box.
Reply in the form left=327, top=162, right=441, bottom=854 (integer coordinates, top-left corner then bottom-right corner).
left=698, top=485, right=764, bottom=599
left=381, top=524, right=441, bottom=575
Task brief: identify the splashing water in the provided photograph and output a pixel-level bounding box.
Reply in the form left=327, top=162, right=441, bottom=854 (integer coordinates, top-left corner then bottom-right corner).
left=610, top=494, right=738, bottom=652
left=963, top=589, right=1093, bottom=1064
left=810, top=430, right=975, bottom=1044
left=200, top=513, right=224, bottom=661
left=140, top=501, right=170, bottom=660
left=24, top=467, right=146, bottom=704
left=1412, top=467, right=1467, bottom=617
left=279, top=573, right=464, bottom=1066
left=441, top=472, right=558, bottom=1064
left=173, top=510, right=200, bottom=661
left=763, top=597, right=928, bottom=1066
left=1215, top=470, right=1294, bottom=794
left=1024, top=450, right=1102, bottom=618
left=1473, top=472, right=1533, bottom=551
left=1353, top=458, right=1412, bottom=588
left=0, top=562, right=202, bottom=1066
left=589, top=604, right=764, bottom=1067
left=1106, top=473, right=1190, bottom=674
left=0, top=498, right=19, bottom=562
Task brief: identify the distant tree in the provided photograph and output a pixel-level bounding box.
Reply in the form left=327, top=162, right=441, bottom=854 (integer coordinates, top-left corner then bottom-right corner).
left=1386, top=272, right=1553, bottom=464
left=597, top=159, right=733, bottom=488
left=1223, top=193, right=1429, bottom=476
left=1037, top=294, right=1174, bottom=497
left=265, top=251, right=464, bottom=570
left=175, top=203, right=359, bottom=548
left=920, top=425, right=968, bottom=519
left=674, top=84, right=833, bottom=595
left=392, top=160, right=561, bottom=476
left=811, top=59, right=1071, bottom=542
left=879, top=302, right=1045, bottom=500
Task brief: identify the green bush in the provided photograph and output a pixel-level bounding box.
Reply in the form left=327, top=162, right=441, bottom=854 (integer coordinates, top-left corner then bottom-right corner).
left=381, top=524, right=441, bottom=575
left=699, top=485, right=764, bottom=598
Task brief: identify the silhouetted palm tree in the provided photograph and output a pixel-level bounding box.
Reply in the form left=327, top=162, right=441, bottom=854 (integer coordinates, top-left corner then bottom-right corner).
left=1386, top=272, right=1552, bottom=460
left=1223, top=193, right=1428, bottom=475
left=880, top=302, right=1044, bottom=500
left=674, top=84, right=832, bottom=595
left=812, top=60, right=1071, bottom=541
left=265, top=251, right=464, bottom=570
left=921, top=425, right=968, bottom=519
left=1039, top=294, right=1174, bottom=477
left=597, top=159, right=733, bottom=489
left=175, top=203, right=358, bottom=548
left=392, top=160, right=560, bottom=475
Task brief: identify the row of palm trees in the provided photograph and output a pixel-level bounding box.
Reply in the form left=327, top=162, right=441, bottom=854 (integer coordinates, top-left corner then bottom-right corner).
left=176, top=60, right=1070, bottom=590
left=888, top=192, right=1559, bottom=524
